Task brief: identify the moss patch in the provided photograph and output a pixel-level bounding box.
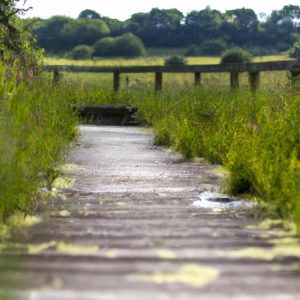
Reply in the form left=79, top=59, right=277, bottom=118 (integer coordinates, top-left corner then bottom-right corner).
left=128, top=264, right=219, bottom=288
left=156, top=249, right=177, bottom=260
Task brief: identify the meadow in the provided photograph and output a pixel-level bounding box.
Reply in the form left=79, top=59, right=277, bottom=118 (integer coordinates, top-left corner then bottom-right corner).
left=0, top=54, right=299, bottom=231
left=43, top=54, right=300, bottom=229
left=0, top=63, right=77, bottom=222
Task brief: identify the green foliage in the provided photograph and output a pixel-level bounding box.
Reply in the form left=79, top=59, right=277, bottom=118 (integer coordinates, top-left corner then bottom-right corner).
left=78, top=9, right=101, bottom=19
left=94, top=33, right=146, bottom=57
left=165, top=55, right=187, bottom=66
left=0, top=2, right=42, bottom=71
left=201, top=39, right=228, bottom=56
left=0, top=63, right=77, bottom=220
left=32, top=17, right=110, bottom=52
left=62, top=77, right=300, bottom=229
left=289, top=40, right=300, bottom=61
left=186, top=40, right=228, bottom=56
left=27, top=5, right=300, bottom=56
left=221, top=47, right=253, bottom=64
left=67, top=45, right=94, bottom=60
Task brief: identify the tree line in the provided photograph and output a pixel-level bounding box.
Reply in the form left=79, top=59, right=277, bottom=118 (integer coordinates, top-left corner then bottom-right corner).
left=26, top=6, right=300, bottom=57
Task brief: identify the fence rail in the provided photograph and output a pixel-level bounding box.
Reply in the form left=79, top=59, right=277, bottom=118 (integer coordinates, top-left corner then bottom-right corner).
left=44, top=60, right=300, bottom=91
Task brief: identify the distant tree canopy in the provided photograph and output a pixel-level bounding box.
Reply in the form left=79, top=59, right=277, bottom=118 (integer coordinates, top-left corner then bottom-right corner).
left=94, top=33, right=146, bottom=57
left=28, top=5, right=300, bottom=56
left=32, top=16, right=110, bottom=53
left=78, top=9, right=101, bottom=20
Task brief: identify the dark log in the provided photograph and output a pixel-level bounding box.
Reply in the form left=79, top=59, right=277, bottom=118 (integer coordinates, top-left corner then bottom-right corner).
left=72, top=104, right=138, bottom=126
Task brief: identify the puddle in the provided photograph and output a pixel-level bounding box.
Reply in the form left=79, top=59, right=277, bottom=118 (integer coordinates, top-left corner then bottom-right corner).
left=191, top=192, right=255, bottom=210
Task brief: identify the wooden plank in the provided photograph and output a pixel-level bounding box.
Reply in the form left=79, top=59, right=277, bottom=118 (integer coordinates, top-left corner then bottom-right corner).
left=44, top=60, right=300, bottom=74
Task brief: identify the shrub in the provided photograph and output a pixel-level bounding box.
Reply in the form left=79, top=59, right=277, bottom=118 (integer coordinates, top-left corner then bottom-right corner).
left=201, top=39, right=227, bottom=56
left=221, top=47, right=252, bottom=64
left=94, top=37, right=116, bottom=57
left=165, top=55, right=187, bottom=66
left=289, top=40, right=300, bottom=61
left=93, top=33, right=146, bottom=57
left=185, top=45, right=201, bottom=57
left=115, top=33, right=146, bottom=57
left=68, top=45, right=94, bottom=60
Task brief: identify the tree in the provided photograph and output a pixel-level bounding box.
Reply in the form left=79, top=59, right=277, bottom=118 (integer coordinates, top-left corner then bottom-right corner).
left=93, top=33, right=146, bottom=57
left=32, top=17, right=110, bottom=53
left=184, top=7, right=223, bottom=45
left=68, top=45, right=94, bottom=60
left=115, top=33, right=146, bottom=57
left=127, top=8, right=184, bottom=47
left=94, top=37, right=116, bottom=56
left=78, top=9, right=101, bottom=19
left=0, top=0, right=41, bottom=69
left=62, top=18, right=110, bottom=46
left=0, top=0, right=31, bottom=53
left=221, top=8, right=259, bottom=46
left=264, top=5, right=300, bottom=49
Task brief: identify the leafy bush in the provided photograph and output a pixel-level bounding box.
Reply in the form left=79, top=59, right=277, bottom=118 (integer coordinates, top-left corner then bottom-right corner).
left=185, top=45, right=201, bottom=57
left=115, top=33, right=146, bottom=57
left=93, top=33, right=146, bottom=57
left=201, top=39, right=227, bottom=56
left=289, top=40, right=300, bottom=61
left=221, top=47, right=252, bottom=64
left=68, top=45, right=94, bottom=60
left=165, top=55, right=187, bottom=66
left=93, top=37, right=116, bottom=57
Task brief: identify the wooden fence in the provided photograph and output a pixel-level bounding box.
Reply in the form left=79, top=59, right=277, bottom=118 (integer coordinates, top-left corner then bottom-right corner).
left=44, top=60, right=300, bottom=92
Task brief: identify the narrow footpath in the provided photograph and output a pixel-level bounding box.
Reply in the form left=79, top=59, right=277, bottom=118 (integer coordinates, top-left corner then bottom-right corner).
left=3, top=126, right=300, bottom=300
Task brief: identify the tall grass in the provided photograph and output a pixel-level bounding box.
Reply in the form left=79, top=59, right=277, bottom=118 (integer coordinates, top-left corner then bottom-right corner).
left=55, top=73, right=300, bottom=228
left=0, top=64, right=77, bottom=220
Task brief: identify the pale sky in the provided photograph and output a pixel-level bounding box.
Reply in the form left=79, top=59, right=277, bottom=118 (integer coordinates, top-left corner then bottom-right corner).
left=23, top=0, right=300, bottom=20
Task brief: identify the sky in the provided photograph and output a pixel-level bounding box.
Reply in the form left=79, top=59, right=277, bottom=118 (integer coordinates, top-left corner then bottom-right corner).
left=22, top=0, right=300, bottom=20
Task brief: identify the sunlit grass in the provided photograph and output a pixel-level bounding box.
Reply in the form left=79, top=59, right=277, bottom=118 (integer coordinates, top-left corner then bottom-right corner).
left=51, top=72, right=300, bottom=229
left=0, top=65, right=78, bottom=220
left=44, top=54, right=292, bottom=67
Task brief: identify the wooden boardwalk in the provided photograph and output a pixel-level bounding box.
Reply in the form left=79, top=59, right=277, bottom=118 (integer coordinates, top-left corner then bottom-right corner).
left=1, top=126, right=300, bottom=300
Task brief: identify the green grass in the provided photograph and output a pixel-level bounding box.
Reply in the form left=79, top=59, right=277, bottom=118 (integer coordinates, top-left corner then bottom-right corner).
left=44, top=54, right=292, bottom=67
left=1, top=54, right=299, bottom=230
left=52, top=69, right=300, bottom=229
left=0, top=64, right=78, bottom=220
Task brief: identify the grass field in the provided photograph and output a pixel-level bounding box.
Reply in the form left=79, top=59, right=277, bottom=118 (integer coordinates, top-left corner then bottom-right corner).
left=0, top=54, right=299, bottom=231
left=44, top=54, right=300, bottom=229
left=44, top=55, right=292, bottom=67
left=43, top=55, right=293, bottom=91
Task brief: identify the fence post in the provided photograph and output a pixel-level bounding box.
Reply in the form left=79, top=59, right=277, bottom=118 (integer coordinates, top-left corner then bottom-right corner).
left=53, top=70, right=62, bottom=84
left=289, top=69, right=300, bottom=88
left=113, top=71, right=120, bottom=92
left=194, top=72, right=201, bottom=86
left=249, top=72, right=260, bottom=93
left=155, top=72, right=163, bottom=91
left=230, top=72, right=239, bottom=91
